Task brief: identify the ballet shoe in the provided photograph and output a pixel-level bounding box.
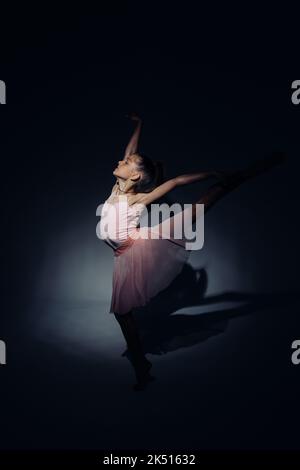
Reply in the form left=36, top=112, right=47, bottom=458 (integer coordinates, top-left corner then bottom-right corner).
left=220, top=151, right=287, bottom=191
left=247, top=151, right=287, bottom=175
left=132, top=358, right=155, bottom=391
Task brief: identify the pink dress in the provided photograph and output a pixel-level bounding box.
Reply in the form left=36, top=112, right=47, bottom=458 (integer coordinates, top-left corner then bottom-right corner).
left=98, top=183, right=194, bottom=315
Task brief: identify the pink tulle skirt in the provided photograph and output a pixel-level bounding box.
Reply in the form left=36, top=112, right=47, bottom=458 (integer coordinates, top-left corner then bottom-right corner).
left=109, top=222, right=192, bottom=315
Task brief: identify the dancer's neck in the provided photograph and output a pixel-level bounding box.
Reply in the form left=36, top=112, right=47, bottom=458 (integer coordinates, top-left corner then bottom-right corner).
left=116, top=178, right=136, bottom=194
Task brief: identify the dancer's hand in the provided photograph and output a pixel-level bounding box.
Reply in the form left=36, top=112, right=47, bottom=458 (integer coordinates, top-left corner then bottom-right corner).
left=124, top=113, right=142, bottom=158
left=125, top=112, right=142, bottom=122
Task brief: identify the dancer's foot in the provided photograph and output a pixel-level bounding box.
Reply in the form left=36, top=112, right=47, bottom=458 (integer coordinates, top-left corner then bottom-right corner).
left=220, top=151, right=287, bottom=190
left=132, top=358, right=156, bottom=391
left=242, top=151, right=287, bottom=180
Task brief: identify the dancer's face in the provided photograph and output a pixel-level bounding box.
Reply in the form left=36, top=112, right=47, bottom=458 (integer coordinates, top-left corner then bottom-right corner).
left=113, top=154, right=141, bottom=182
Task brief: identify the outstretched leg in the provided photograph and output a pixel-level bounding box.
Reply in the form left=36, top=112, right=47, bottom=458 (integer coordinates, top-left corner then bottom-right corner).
left=191, top=152, right=286, bottom=222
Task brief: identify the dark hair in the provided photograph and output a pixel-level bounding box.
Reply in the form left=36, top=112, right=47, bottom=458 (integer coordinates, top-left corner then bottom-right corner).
left=133, top=153, right=165, bottom=193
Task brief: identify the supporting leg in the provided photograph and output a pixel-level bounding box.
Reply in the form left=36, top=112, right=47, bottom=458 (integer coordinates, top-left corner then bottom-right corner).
left=114, top=310, right=154, bottom=390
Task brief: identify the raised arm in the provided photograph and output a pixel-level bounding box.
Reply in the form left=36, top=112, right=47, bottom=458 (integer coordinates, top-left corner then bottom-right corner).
left=123, top=113, right=142, bottom=159
left=139, top=171, right=224, bottom=206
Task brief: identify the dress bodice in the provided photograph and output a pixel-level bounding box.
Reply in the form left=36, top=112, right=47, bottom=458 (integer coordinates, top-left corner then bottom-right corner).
left=98, top=183, right=146, bottom=250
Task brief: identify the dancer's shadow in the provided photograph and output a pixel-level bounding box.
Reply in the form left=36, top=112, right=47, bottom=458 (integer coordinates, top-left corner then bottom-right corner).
left=121, top=264, right=300, bottom=357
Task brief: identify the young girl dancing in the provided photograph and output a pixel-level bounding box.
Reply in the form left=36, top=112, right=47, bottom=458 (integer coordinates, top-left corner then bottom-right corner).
left=98, top=113, right=285, bottom=391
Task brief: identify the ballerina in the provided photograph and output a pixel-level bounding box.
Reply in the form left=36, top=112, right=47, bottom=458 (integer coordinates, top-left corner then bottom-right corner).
left=98, top=113, right=285, bottom=391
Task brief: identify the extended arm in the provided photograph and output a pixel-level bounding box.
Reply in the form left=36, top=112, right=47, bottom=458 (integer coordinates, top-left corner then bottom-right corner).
left=176, top=171, right=217, bottom=186
left=124, top=113, right=142, bottom=159
left=139, top=171, right=222, bottom=206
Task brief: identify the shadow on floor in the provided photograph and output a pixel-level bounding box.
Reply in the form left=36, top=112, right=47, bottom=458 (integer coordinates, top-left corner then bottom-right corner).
left=121, top=264, right=300, bottom=357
